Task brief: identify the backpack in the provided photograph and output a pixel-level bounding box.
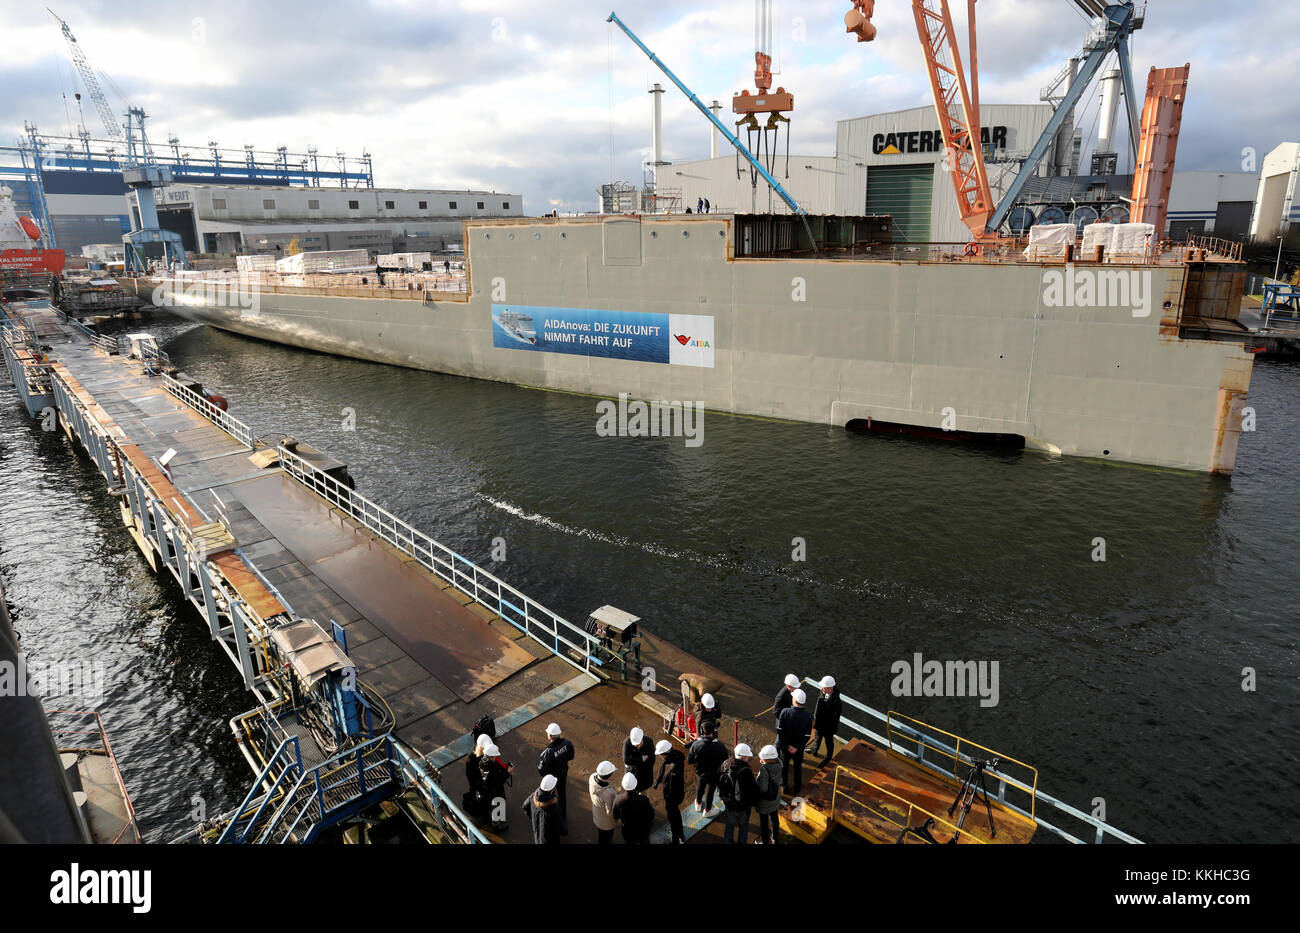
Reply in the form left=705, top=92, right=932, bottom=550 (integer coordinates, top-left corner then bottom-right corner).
left=760, top=766, right=780, bottom=802
left=717, top=764, right=745, bottom=807
left=471, top=715, right=496, bottom=742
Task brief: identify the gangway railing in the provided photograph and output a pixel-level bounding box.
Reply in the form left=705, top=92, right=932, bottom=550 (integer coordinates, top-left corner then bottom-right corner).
left=800, top=677, right=1141, bottom=844
left=829, top=765, right=986, bottom=844
left=162, top=372, right=257, bottom=448
left=275, top=443, right=605, bottom=677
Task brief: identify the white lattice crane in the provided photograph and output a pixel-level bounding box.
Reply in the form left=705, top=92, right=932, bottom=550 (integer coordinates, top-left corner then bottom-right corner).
left=48, top=8, right=123, bottom=139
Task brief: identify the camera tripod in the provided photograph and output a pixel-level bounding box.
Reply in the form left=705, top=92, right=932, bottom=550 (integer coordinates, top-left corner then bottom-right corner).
left=947, top=757, right=1000, bottom=839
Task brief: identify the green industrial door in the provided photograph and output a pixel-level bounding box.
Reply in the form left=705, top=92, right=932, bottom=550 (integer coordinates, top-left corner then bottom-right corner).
left=866, top=163, right=934, bottom=243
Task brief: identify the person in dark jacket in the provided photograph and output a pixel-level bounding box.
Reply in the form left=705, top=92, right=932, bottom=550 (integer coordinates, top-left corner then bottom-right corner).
left=653, top=739, right=687, bottom=844
left=623, top=726, right=655, bottom=791
left=755, top=745, right=783, bottom=843
left=687, top=720, right=728, bottom=814
left=776, top=689, right=813, bottom=797
left=612, top=772, right=655, bottom=844
left=694, top=692, right=721, bottom=739
left=773, top=673, right=799, bottom=730
left=463, top=733, right=491, bottom=813
left=478, top=743, right=514, bottom=830
left=521, top=775, right=561, bottom=844
left=718, top=744, right=759, bottom=844
left=809, top=676, right=843, bottom=767
left=538, top=722, right=575, bottom=830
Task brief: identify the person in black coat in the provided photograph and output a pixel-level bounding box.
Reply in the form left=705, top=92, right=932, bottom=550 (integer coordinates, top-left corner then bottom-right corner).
left=810, top=676, right=843, bottom=767
left=653, top=739, right=687, bottom=844
left=773, top=673, right=799, bottom=730
left=694, top=692, right=721, bottom=739
left=623, top=726, right=656, bottom=791
left=612, top=772, right=655, bottom=844
left=687, top=720, right=728, bottom=813
left=478, top=743, right=514, bottom=830
left=521, top=775, right=562, bottom=844
left=538, top=722, right=575, bottom=830
left=776, top=689, right=813, bottom=797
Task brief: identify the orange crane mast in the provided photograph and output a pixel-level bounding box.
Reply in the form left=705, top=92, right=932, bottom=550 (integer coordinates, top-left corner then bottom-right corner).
left=846, top=0, right=998, bottom=242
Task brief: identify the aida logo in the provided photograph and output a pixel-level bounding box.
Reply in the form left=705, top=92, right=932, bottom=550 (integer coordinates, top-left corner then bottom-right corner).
left=674, top=334, right=710, bottom=348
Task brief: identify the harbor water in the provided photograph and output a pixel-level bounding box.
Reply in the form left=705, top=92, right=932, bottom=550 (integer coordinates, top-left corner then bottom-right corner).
left=2, top=310, right=1297, bottom=842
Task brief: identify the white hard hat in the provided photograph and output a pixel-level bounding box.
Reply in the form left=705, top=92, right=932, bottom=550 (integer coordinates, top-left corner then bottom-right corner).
left=630, top=727, right=644, bottom=744
left=545, top=722, right=562, bottom=737
left=759, top=745, right=778, bottom=760
left=476, top=734, right=492, bottom=749
left=540, top=774, right=558, bottom=792
left=784, top=674, right=800, bottom=688
left=655, top=739, right=672, bottom=755
left=596, top=760, right=616, bottom=777
left=621, top=772, right=638, bottom=791
left=735, top=743, right=753, bottom=758
left=485, top=743, right=500, bottom=757
left=792, top=689, right=807, bottom=706
left=701, top=693, right=715, bottom=709
left=820, top=675, right=836, bottom=689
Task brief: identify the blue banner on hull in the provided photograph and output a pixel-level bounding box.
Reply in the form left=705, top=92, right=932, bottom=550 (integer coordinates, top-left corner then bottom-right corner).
left=491, top=304, right=714, bottom=367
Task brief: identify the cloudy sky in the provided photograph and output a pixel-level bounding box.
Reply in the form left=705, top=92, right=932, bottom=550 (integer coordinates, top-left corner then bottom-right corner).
left=2, top=0, right=1294, bottom=212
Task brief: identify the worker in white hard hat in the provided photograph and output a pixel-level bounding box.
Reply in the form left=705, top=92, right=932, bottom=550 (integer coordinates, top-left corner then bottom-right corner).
left=478, top=743, right=515, bottom=831
left=588, top=760, right=619, bottom=844
left=718, top=743, right=758, bottom=844
left=776, top=688, right=813, bottom=798
left=623, top=725, right=655, bottom=792
left=463, top=732, right=494, bottom=815
left=809, top=675, right=843, bottom=768
left=694, top=691, right=721, bottom=738
left=522, top=773, right=562, bottom=844
left=773, top=673, right=800, bottom=729
left=754, top=745, right=783, bottom=843
left=538, top=721, right=575, bottom=832
left=612, top=770, right=656, bottom=844
left=653, top=738, right=687, bottom=843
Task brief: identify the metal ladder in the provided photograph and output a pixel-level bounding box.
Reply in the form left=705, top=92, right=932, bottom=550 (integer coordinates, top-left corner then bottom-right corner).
left=217, top=734, right=404, bottom=844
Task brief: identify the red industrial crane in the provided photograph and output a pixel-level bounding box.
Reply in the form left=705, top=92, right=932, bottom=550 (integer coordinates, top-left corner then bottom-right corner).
left=846, top=1, right=998, bottom=242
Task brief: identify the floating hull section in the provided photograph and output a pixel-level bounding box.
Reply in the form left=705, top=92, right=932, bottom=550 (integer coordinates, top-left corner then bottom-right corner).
left=142, top=216, right=1253, bottom=474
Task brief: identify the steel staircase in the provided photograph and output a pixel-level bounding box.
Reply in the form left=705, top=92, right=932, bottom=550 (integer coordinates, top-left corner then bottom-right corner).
left=217, top=734, right=404, bottom=844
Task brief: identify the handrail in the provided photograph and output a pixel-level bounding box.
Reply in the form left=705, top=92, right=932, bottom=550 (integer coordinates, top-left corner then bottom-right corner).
left=392, top=740, right=491, bottom=844
left=274, top=443, right=604, bottom=676
left=162, top=372, right=257, bottom=448
left=799, top=677, right=1140, bottom=844
left=886, top=710, right=1039, bottom=820
left=218, top=736, right=303, bottom=844
left=830, top=765, right=985, bottom=844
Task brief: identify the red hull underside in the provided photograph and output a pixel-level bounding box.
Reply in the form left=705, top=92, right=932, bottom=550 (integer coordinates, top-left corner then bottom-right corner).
left=0, top=249, right=66, bottom=273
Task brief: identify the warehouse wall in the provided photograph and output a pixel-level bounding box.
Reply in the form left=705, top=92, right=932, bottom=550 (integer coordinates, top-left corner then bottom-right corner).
left=663, top=155, right=838, bottom=215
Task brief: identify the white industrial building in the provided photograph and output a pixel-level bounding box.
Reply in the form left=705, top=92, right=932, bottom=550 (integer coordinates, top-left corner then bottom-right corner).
left=152, top=184, right=523, bottom=255
left=1248, top=142, right=1300, bottom=245
left=651, top=102, right=1264, bottom=245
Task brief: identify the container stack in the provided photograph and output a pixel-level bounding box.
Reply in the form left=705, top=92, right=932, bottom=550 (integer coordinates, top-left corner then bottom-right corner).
left=275, top=249, right=374, bottom=274
left=376, top=251, right=433, bottom=271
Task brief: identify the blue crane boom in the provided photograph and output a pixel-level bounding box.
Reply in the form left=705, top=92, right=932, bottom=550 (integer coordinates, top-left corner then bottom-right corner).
left=606, top=11, right=806, bottom=216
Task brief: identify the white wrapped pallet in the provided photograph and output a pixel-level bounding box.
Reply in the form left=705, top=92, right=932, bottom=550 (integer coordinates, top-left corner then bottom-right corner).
left=1023, top=223, right=1076, bottom=260
left=277, top=249, right=373, bottom=274
left=236, top=254, right=277, bottom=273
left=1081, top=222, right=1115, bottom=257
left=1110, top=223, right=1156, bottom=259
